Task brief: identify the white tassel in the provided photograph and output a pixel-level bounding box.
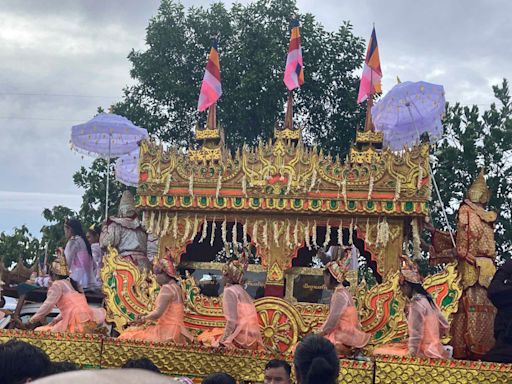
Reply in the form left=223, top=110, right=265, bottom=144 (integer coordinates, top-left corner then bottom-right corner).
left=210, top=218, right=217, bottom=247
left=190, top=215, right=199, bottom=241
left=188, top=173, right=194, bottom=197
left=293, top=219, right=299, bottom=246
left=263, top=220, right=269, bottom=248
left=149, top=211, right=155, bottom=234
left=285, top=220, right=291, bottom=248
left=337, top=220, right=343, bottom=245
left=155, top=211, right=162, bottom=236
left=163, top=213, right=170, bottom=236
left=199, top=216, right=208, bottom=243
left=412, top=218, right=421, bottom=259
left=323, top=221, right=331, bottom=248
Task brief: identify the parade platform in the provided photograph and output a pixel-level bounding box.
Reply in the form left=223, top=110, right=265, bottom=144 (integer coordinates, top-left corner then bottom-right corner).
left=1, top=330, right=510, bottom=383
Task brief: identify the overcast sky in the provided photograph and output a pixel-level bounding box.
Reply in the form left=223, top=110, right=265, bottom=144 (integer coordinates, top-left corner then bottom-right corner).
left=1, top=0, right=511, bottom=237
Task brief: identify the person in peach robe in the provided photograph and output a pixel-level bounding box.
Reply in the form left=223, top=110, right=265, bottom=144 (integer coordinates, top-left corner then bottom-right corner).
left=373, top=256, right=449, bottom=359
left=212, top=256, right=264, bottom=350
left=118, top=255, right=193, bottom=344
left=28, top=254, right=105, bottom=333
left=316, top=247, right=370, bottom=357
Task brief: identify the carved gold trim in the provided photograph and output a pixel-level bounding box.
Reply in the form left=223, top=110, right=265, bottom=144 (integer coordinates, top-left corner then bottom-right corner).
left=274, top=128, right=301, bottom=140
left=188, top=147, right=222, bottom=162
left=195, top=128, right=221, bottom=140
left=356, top=130, right=384, bottom=143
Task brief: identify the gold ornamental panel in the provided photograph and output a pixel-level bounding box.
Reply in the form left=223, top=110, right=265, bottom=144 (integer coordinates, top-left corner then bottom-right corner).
left=374, top=357, right=512, bottom=384
left=339, top=360, right=374, bottom=384
left=195, top=128, right=221, bottom=140
left=356, top=130, right=384, bottom=144
left=0, top=330, right=102, bottom=367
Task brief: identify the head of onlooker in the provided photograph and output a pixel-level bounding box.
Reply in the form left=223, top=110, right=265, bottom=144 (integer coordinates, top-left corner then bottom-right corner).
left=293, top=334, right=340, bottom=384
left=0, top=339, right=51, bottom=383
left=122, top=358, right=161, bottom=373
left=45, top=361, right=80, bottom=375
left=264, top=359, right=291, bottom=384
left=202, top=372, right=236, bottom=384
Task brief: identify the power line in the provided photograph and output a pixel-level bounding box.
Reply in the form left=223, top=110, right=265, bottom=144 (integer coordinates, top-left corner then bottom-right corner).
left=0, top=116, right=89, bottom=122
left=0, top=92, right=119, bottom=99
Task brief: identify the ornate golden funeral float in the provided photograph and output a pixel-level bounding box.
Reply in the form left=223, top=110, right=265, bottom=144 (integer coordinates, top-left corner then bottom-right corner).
left=1, top=105, right=511, bottom=383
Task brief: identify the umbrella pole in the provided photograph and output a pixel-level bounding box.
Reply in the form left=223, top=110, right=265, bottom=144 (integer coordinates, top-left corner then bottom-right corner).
left=105, top=135, right=111, bottom=219
left=406, top=105, right=457, bottom=248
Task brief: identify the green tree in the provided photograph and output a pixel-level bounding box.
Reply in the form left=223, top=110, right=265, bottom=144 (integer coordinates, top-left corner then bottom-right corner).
left=73, top=158, right=135, bottom=226
left=0, top=226, right=41, bottom=268
left=432, top=79, right=512, bottom=261
left=112, top=0, right=366, bottom=157
left=40, top=205, right=78, bottom=256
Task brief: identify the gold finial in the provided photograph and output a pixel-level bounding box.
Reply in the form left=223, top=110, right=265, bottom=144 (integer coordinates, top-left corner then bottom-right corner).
left=467, top=169, right=491, bottom=204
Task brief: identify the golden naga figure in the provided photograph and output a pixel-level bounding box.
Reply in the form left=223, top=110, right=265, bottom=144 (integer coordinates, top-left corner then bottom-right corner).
left=430, top=169, right=497, bottom=359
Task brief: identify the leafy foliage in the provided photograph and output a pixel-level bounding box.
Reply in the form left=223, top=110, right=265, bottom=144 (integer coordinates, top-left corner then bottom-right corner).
left=432, top=79, right=512, bottom=261
left=0, top=226, right=41, bottom=268
left=40, top=205, right=78, bottom=256
left=112, top=0, right=366, bottom=157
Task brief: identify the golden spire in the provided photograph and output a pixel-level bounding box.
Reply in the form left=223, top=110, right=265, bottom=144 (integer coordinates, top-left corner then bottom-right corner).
left=467, top=169, right=491, bottom=204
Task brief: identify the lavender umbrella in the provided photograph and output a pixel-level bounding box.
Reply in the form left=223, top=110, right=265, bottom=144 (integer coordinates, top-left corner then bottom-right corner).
left=71, top=113, right=148, bottom=218
left=371, top=81, right=445, bottom=150
left=115, top=149, right=140, bottom=187
left=371, top=81, right=455, bottom=247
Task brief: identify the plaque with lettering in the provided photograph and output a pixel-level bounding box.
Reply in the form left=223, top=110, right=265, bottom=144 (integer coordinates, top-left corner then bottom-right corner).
left=285, top=268, right=333, bottom=304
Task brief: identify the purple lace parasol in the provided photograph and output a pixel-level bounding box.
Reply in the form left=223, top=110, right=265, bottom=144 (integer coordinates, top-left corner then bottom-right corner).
left=115, top=149, right=139, bottom=187
left=371, top=81, right=445, bottom=150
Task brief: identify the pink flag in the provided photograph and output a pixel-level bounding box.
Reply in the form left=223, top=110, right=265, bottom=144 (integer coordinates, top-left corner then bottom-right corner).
left=357, top=27, right=382, bottom=104
left=198, top=39, right=222, bottom=112
left=283, top=18, right=304, bottom=91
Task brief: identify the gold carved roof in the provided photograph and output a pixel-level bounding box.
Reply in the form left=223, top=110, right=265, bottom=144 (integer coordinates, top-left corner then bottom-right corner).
left=136, top=138, right=430, bottom=217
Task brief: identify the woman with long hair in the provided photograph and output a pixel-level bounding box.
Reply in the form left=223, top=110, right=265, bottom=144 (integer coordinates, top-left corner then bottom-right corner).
left=316, top=247, right=370, bottom=357
left=118, top=255, right=194, bottom=344
left=64, top=218, right=96, bottom=291
left=373, top=255, right=449, bottom=358
left=28, top=254, right=105, bottom=333
left=86, top=223, right=103, bottom=283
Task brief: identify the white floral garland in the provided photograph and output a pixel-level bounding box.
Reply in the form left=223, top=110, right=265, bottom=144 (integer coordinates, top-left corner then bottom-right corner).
left=394, top=177, right=401, bottom=201
left=305, top=221, right=311, bottom=250
left=263, top=220, right=269, bottom=248
left=149, top=211, right=155, bottom=234
left=216, top=172, right=222, bottom=199
left=337, top=220, right=344, bottom=245
left=349, top=219, right=354, bottom=245
left=376, top=217, right=390, bottom=248
left=285, top=220, right=291, bottom=248
left=341, top=177, right=348, bottom=206
left=190, top=215, right=199, bottom=241
left=172, top=212, right=178, bottom=239
left=411, top=218, right=421, bottom=259
left=273, top=221, right=280, bottom=246
left=188, top=173, right=194, bottom=197
left=155, top=211, right=162, bottom=236
left=181, top=216, right=191, bottom=243
left=199, top=216, right=208, bottom=243
left=293, top=219, right=299, bottom=246
left=163, top=213, right=170, bottom=236
left=243, top=220, right=248, bottom=245
left=323, top=221, right=331, bottom=248
left=221, top=218, right=228, bottom=245
left=367, top=173, right=374, bottom=201
left=312, top=220, right=318, bottom=248
left=232, top=219, right=238, bottom=245
left=210, top=217, right=217, bottom=247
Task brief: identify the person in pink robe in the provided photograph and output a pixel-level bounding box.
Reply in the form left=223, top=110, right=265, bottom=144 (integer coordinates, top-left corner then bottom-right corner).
left=64, top=218, right=97, bottom=291
left=28, top=254, right=105, bottom=333
left=209, top=256, right=264, bottom=350
left=373, top=255, right=449, bottom=359
left=119, top=255, right=194, bottom=344
left=316, top=247, right=370, bottom=357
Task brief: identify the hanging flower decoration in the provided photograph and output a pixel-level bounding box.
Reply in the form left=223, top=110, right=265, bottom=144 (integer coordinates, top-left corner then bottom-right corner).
left=341, top=177, right=348, bottom=206
left=411, top=218, right=421, bottom=259
left=285, top=220, right=291, bottom=249
left=337, top=220, right=343, bottom=246
left=210, top=217, right=217, bottom=247
left=349, top=219, right=354, bottom=245
left=199, top=216, right=208, bottom=243
left=190, top=215, right=199, bottom=241
left=242, top=220, right=248, bottom=245
left=312, top=220, right=318, bottom=249
left=155, top=211, right=162, bottom=236
left=252, top=220, right=259, bottom=246
left=305, top=221, right=311, bottom=250
left=221, top=218, right=228, bottom=246
left=323, top=221, right=331, bottom=248
left=232, top=219, right=238, bottom=245
left=163, top=213, right=170, bottom=236
left=172, top=213, right=178, bottom=239
left=188, top=173, right=194, bottom=197
left=181, top=216, right=191, bottom=242
left=273, top=221, right=280, bottom=246
left=263, top=220, right=269, bottom=248
left=376, top=217, right=390, bottom=248
left=367, top=173, right=374, bottom=201
left=364, top=218, right=371, bottom=245
left=293, top=219, right=299, bottom=246
left=216, top=172, right=222, bottom=199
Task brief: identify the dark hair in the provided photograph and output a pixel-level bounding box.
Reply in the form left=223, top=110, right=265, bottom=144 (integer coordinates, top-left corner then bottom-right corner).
left=51, top=271, right=81, bottom=293
left=65, top=218, right=92, bottom=258
left=45, top=360, right=80, bottom=375
left=265, top=359, right=291, bottom=377
left=0, top=339, right=51, bottom=383
left=202, top=372, right=236, bottom=384
left=408, top=282, right=436, bottom=308
left=323, top=268, right=350, bottom=288
left=88, top=223, right=102, bottom=237
left=122, top=358, right=161, bottom=373
left=294, top=334, right=339, bottom=384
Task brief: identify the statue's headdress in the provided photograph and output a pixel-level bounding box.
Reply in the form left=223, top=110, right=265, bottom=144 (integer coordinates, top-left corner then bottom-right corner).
left=399, top=255, right=422, bottom=285
left=467, top=169, right=491, bottom=204
left=325, top=246, right=352, bottom=283
left=154, top=254, right=178, bottom=279
left=118, top=190, right=137, bottom=218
